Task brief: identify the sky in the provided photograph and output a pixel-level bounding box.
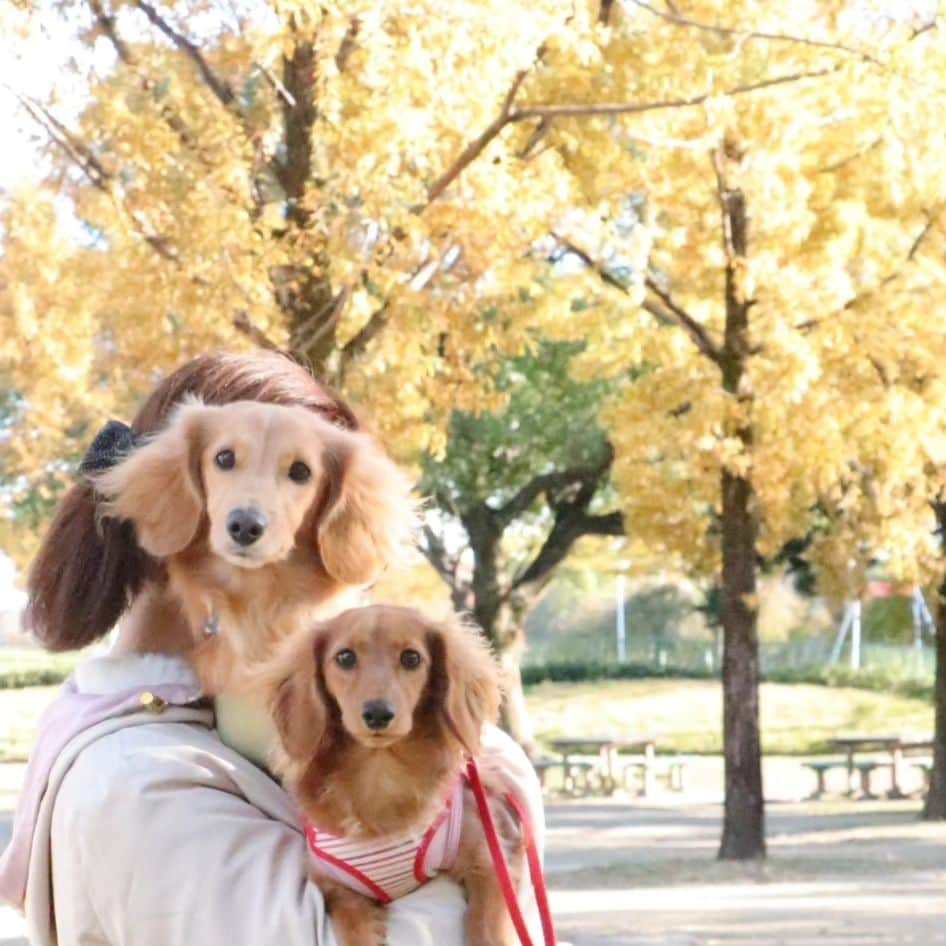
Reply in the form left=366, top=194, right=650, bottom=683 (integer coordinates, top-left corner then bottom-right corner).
left=0, top=83, right=46, bottom=190
left=0, top=9, right=58, bottom=189
left=0, top=3, right=112, bottom=192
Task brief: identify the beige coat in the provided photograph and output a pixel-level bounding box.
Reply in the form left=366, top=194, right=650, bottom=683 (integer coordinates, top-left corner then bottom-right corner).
left=18, top=654, right=543, bottom=946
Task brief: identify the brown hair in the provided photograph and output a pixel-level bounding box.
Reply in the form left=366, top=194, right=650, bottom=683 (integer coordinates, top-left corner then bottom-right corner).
left=27, top=351, right=359, bottom=651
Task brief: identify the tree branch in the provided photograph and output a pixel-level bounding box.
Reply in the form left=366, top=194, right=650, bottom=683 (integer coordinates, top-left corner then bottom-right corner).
left=232, top=311, right=282, bottom=351
left=6, top=84, right=178, bottom=262
left=276, top=32, right=316, bottom=222
left=493, top=457, right=611, bottom=526
left=818, top=137, right=882, bottom=174
left=578, top=510, right=625, bottom=536
left=423, top=68, right=529, bottom=208
left=335, top=16, right=361, bottom=72
left=493, top=443, right=620, bottom=593
left=132, top=0, right=237, bottom=110
left=290, top=286, right=350, bottom=357
left=553, top=232, right=722, bottom=363
left=645, top=274, right=722, bottom=363
left=418, top=524, right=458, bottom=585
left=336, top=249, right=451, bottom=379
left=87, top=0, right=197, bottom=150
left=511, top=504, right=624, bottom=593
left=88, top=0, right=133, bottom=63
left=624, top=0, right=885, bottom=65
left=509, top=66, right=838, bottom=123
left=796, top=211, right=942, bottom=332
left=7, top=85, right=110, bottom=188
left=712, top=145, right=754, bottom=393
left=426, top=62, right=837, bottom=211
left=554, top=234, right=631, bottom=295
left=844, top=213, right=940, bottom=306
left=253, top=60, right=295, bottom=108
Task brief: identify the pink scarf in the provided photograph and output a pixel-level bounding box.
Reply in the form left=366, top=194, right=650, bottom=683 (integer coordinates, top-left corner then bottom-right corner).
left=0, top=676, right=203, bottom=909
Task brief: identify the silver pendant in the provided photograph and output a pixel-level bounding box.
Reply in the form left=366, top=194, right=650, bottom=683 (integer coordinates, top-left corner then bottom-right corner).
left=203, top=613, right=220, bottom=637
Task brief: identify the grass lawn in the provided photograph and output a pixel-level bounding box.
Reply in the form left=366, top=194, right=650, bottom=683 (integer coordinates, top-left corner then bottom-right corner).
left=0, top=647, right=77, bottom=688
left=0, top=685, right=60, bottom=762
left=0, top=676, right=934, bottom=763
left=525, top=678, right=933, bottom=755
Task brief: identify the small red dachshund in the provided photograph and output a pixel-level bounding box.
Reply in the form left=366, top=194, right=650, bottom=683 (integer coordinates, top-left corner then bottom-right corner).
left=261, top=605, right=531, bottom=946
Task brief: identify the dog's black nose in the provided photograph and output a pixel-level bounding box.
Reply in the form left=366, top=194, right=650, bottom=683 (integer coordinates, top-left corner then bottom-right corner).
left=362, top=700, right=395, bottom=731
left=226, top=508, right=267, bottom=547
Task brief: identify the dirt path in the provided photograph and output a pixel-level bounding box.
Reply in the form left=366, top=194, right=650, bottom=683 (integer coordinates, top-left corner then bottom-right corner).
left=3, top=792, right=944, bottom=945
left=545, top=798, right=946, bottom=945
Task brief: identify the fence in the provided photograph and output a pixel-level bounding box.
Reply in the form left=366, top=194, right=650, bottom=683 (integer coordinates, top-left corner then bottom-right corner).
left=524, top=628, right=935, bottom=681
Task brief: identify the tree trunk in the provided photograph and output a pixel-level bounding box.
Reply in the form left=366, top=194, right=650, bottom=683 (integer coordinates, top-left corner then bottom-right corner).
left=496, top=630, right=536, bottom=755
left=485, top=594, right=537, bottom=757
left=271, top=33, right=344, bottom=376
left=460, top=506, right=538, bottom=754
left=716, top=173, right=765, bottom=859
left=718, top=467, right=766, bottom=858
left=923, top=508, right=946, bottom=820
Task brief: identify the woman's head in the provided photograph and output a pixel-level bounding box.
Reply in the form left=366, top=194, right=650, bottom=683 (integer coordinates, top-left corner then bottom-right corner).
left=27, top=351, right=362, bottom=651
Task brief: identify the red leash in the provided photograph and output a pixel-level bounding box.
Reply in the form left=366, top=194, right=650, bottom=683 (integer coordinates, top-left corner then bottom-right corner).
left=465, top=758, right=557, bottom=946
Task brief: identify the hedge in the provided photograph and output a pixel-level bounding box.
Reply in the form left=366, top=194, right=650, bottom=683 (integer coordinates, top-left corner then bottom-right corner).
left=0, top=666, right=74, bottom=690
left=1, top=654, right=934, bottom=702
left=522, top=659, right=934, bottom=701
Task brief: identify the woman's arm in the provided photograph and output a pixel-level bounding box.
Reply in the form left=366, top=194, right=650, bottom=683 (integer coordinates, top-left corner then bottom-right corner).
left=480, top=724, right=547, bottom=856
left=49, top=721, right=469, bottom=946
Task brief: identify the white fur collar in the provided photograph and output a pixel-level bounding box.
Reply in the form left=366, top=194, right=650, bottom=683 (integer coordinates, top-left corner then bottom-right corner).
left=74, top=652, right=199, bottom=695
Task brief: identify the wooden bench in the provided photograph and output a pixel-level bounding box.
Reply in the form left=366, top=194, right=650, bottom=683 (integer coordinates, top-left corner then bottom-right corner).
left=622, top=756, right=689, bottom=794
left=532, top=756, right=596, bottom=795
left=910, top=757, right=933, bottom=790
left=803, top=760, right=846, bottom=799
left=853, top=759, right=892, bottom=799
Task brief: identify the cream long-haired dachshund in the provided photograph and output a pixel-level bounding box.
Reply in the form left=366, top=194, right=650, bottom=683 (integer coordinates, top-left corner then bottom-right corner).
left=93, top=398, right=414, bottom=694
left=261, top=605, right=530, bottom=946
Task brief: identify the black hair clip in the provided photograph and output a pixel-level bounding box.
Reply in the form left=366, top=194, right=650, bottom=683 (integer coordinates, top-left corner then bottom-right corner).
left=78, top=419, right=137, bottom=475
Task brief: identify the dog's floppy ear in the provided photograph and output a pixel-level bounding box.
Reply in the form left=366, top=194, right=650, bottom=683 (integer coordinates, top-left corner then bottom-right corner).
left=315, top=426, right=415, bottom=586
left=268, top=625, right=331, bottom=761
left=93, top=399, right=209, bottom=558
left=426, top=613, right=501, bottom=756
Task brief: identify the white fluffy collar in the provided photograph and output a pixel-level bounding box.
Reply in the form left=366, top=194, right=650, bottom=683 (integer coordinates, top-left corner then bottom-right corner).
left=73, top=652, right=199, bottom=695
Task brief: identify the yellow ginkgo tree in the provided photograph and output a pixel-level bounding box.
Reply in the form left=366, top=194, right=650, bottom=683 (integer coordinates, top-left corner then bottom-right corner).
left=481, top=0, right=946, bottom=857
left=0, top=0, right=578, bottom=475
left=6, top=0, right=946, bottom=859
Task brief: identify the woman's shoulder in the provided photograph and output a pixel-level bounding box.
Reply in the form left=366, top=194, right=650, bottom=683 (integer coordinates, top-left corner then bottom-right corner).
left=59, top=713, right=297, bottom=825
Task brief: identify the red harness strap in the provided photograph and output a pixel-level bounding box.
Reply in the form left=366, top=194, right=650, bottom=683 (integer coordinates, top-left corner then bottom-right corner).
left=464, top=758, right=557, bottom=946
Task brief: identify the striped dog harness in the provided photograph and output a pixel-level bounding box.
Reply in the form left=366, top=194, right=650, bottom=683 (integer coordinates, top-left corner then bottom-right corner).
left=303, top=778, right=464, bottom=904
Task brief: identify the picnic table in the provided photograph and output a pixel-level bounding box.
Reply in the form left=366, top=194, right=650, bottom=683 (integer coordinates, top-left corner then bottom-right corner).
left=829, top=734, right=933, bottom=799
left=547, top=735, right=658, bottom=797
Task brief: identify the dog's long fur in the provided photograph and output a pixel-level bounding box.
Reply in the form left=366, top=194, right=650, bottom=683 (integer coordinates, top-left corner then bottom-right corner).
left=89, top=399, right=413, bottom=694
left=27, top=351, right=365, bottom=656
left=261, top=605, right=526, bottom=946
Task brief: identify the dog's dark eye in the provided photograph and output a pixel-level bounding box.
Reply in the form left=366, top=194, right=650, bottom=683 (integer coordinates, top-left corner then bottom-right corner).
left=335, top=649, right=357, bottom=670
left=288, top=460, right=311, bottom=484
left=400, top=649, right=422, bottom=670
left=215, top=449, right=235, bottom=471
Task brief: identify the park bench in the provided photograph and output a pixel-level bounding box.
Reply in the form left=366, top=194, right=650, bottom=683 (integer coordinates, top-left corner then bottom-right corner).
left=852, top=759, right=893, bottom=799
left=830, top=734, right=933, bottom=798
left=547, top=735, right=658, bottom=797
left=909, top=757, right=933, bottom=790
left=532, top=755, right=597, bottom=795
left=622, top=755, right=689, bottom=794
left=803, top=760, right=846, bottom=799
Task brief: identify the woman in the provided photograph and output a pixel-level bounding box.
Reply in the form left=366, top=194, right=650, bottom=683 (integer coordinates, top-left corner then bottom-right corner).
left=0, top=351, right=542, bottom=946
